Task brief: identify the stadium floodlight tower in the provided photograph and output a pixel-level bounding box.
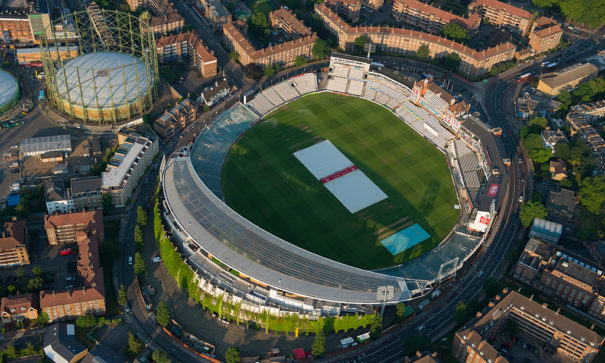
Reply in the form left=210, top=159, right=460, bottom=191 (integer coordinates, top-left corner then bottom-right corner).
left=363, top=43, right=376, bottom=59
left=40, top=8, right=159, bottom=124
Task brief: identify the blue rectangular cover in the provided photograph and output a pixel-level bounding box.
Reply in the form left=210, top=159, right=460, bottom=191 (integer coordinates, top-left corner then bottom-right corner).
left=380, top=223, right=431, bottom=256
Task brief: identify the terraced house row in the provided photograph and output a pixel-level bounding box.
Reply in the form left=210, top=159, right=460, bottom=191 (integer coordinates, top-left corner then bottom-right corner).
left=315, top=2, right=515, bottom=77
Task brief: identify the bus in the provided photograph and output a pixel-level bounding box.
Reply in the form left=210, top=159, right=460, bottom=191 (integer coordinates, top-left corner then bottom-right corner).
left=518, top=73, right=532, bottom=82
left=542, top=62, right=558, bottom=70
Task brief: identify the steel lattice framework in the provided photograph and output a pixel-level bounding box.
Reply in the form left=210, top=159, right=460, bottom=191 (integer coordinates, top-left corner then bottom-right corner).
left=40, top=9, right=159, bottom=124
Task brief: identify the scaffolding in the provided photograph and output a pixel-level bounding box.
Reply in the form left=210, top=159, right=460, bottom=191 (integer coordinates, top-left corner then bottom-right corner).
left=40, top=9, right=159, bottom=124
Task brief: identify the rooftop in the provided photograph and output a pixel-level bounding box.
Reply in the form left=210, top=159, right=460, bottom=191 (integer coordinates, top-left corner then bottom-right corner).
left=155, top=31, right=217, bottom=64
left=539, top=63, right=599, bottom=90
left=471, top=0, right=531, bottom=20
left=102, top=135, right=150, bottom=189
left=44, top=179, right=69, bottom=202
left=71, top=177, right=102, bottom=196
left=20, top=134, right=71, bottom=156
left=43, top=323, right=88, bottom=363
left=547, top=188, right=576, bottom=214
left=0, top=219, right=27, bottom=250
left=1, top=293, right=36, bottom=315
left=393, top=0, right=481, bottom=30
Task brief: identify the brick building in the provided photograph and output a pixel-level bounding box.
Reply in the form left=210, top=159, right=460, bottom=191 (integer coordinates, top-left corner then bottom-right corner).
left=153, top=98, right=197, bottom=139
left=156, top=31, right=218, bottom=78
left=0, top=218, right=29, bottom=267
left=40, top=211, right=105, bottom=322
left=537, top=63, right=599, bottom=96
left=0, top=293, right=38, bottom=323
left=198, top=0, right=231, bottom=30
left=44, top=209, right=104, bottom=246
left=70, top=177, right=103, bottom=211
left=392, top=0, right=481, bottom=35
left=468, top=0, right=532, bottom=35
left=411, top=78, right=469, bottom=131
left=223, top=9, right=317, bottom=67
left=453, top=290, right=603, bottom=363
left=315, top=2, right=515, bottom=77
left=324, top=0, right=361, bottom=23
left=529, top=17, right=563, bottom=54
left=546, top=188, right=578, bottom=231
left=148, top=12, right=184, bottom=36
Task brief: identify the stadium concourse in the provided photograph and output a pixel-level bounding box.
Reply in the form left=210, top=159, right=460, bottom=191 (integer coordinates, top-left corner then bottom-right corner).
left=160, top=53, right=500, bottom=318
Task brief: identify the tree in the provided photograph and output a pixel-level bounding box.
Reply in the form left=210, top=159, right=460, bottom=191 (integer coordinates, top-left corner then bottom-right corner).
left=152, top=350, right=172, bottom=363
left=134, top=225, right=144, bottom=250
left=32, top=265, right=42, bottom=276
left=76, top=314, right=98, bottom=328
left=225, top=347, right=240, bottom=363
left=396, top=302, right=406, bottom=320
left=557, top=90, right=573, bottom=110
left=312, top=38, right=330, bottom=59
left=133, top=252, right=146, bottom=277
left=354, top=35, right=369, bottom=50
left=137, top=206, right=148, bottom=227
left=530, top=147, right=553, bottom=164
left=118, top=284, right=128, bottom=306
left=528, top=117, right=548, bottom=133
left=416, top=44, right=430, bottom=59
left=16, top=267, right=24, bottom=278
left=555, top=143, right=570, bottom=161
left=369, top=314, right=383, bottom=339
left=489, top=60, right=515, bottom=76
left=440, top=22, right=469, bottom=43
left=203, top=105, right=210, bottom=112
left=127, top=331, right=144, bottom=356
left=102, top=193, right=114, bottom=212
left=229, top=52, right=239, bottom=62
left=156, top=301, right=170, bottom=327
left=439, top=52, right=461, bottom=72
left=244, top=64, right=264, bottom=80
left=403, top=335, right=432, bottom=357
left=520, top=200, right=548, bottom=227
left=454, top=301, right=471, bottom=324
left=27, top=277, right=43, bottom=291
left=295, top=55, right=307, bottom=67
left=579, top=176, right=605, bottom=215
left=37, top=311, right=49, bottom=326
left=483, top=278, right=502, bottom=299
left=522, top=133, right=544, bottom=153
left=311, top=329, right=326, bottom=357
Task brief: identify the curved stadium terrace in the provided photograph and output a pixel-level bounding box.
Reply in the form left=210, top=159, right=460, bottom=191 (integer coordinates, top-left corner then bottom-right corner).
left=161, top=62, right=491, bottom=313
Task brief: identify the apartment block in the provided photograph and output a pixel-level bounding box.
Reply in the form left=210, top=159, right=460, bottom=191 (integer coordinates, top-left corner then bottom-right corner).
left=153, top=98, right=198, bottom=139
left=566, top=101, right=605, bottom=173
left=156, top=31, right=218, bottom=78
left=392, top=0, right=481, bottom=35
left=529, top=17, right=563, bottom=54
left=315, top=2, right=515, bottom=77
left=453, top=290, right=603, bottom=363
left=468, top=0, right=532, bottom=35
left=1, top=293, right=38, bottom=323
left=70, top=177, right=103, bottom=211
left=44, top=179, right=73, bottom=214
left=223, top=9, right=317, bottom=67
left=0, top=218, right=29, bottom=267
left=44, top=209, right=103, bottom=246
left=363, top=0, right=383, bottom=10
left=148, top=12, right=184, bottom=36
left=40, top=211, right=105, bottom=322
left=270, top=7, right=313, bottom=38
left=198, top=0, right=231, bottom=30
left=325, top=0, right=361, bottom=23
left=101, top=132, right=159, bottom=207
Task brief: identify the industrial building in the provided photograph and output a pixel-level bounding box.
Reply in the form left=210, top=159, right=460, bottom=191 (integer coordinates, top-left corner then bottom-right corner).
left=41, top=10, right=159, bottom=123
left=537, top=63, right=599, bottom=96
left=20, top=134, right=71, bottom=157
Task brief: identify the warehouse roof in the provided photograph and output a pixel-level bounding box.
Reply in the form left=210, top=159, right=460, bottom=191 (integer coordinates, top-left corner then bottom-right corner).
left=539, top=63, right=599, bottom=90
left=20, top=134, right=71, bottom=156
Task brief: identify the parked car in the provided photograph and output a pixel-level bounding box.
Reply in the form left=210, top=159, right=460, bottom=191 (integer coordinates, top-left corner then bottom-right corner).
left=9, top=161, right=18, bottom=168
left=128, top=256, right=133, bottom=265
left=60, top=248, right=73, bottom=256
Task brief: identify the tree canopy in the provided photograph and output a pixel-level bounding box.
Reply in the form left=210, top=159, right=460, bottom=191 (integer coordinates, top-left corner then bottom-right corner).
left=454, top=301, right=472, bottom=324
left=225, top=347, right=240, bottom=363
left=440, top=22, right=469, bottom=43
left=532, top=0, right=605, bottom=28
left=354, top=35, right=370, bottom=50
left=579, top=176, right=605, bottom=215
left=152, top=350, right=171, bottom=363
left=520, top=200, right=548, bottom=227
left=244, top=64, right=264, bottom=80
left=416, top=44, right=430, bottom=59
left=295, top=55, right=307, bottom=67
left=133, top=252, right=146, bottom=277
left=312, top=329, right=326, bottom=357
left=137, top=206, right=147, bottom=227
left=438, top=52, right=461, bottom=72
left=312, top=38, right=330, bottom=59
left=156, top=301, right=171, bottom=327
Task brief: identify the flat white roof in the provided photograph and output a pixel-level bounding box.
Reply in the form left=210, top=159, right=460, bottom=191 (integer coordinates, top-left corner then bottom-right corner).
left=0, top=69, right=18, bottom=108
left=20, top=134, right=71, bottom=155
left=293, top=140, right=353, bottom=179
left=55, top=52, right=151, bottom=110
left=102, top=140, right=144, bottom=189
